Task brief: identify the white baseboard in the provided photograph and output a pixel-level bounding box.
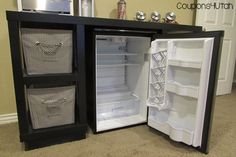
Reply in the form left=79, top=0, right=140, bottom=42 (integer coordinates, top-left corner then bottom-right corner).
left=0, top=113, right=18, bottom=125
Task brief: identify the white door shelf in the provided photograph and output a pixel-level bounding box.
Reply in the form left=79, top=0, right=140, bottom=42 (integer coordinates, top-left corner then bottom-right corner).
left=166, top=81, right=199, bottom=99
left=170, top=39, right=205, bottom=61
left=148, top=108, right=195, bottom=145
left=148, top=118, right=194, bottom=145
left=168, top=59, right=202, bottom=69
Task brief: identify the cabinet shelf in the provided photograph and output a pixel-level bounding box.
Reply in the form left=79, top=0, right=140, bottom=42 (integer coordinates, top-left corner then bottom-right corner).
left=166, top=81, right=199, bottom=98
left=168, top=59, right=202, bottom=69
left=23, top=73, right=78, bottom=85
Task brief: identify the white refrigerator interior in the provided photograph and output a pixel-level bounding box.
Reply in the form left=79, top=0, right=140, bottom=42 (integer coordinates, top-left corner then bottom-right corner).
left=96, top=35, right=151, bottom=132
left=95, top=34, right=214, bottom=148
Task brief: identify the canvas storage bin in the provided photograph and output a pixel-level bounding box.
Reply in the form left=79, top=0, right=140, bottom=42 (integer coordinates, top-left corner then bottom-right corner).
left=21, top=28, right=73, bottom=75
left=27, top=86, right=75, bottom=129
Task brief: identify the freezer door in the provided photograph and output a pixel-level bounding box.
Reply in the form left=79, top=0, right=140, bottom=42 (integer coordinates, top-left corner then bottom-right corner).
left=147, top=31, right=223, bottom=153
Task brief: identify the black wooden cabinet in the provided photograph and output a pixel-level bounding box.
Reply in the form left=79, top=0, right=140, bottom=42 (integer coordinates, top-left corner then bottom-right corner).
left=6, top=11, right=222, bottom=153
left=7, top=12, right=87, bottom=150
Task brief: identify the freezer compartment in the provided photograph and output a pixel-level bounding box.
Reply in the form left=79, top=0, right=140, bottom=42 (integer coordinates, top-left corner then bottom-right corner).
left=96, top=36, right=127, bottom=53
left=96, top=35, right=150, bottom=132
left=148, top=107, right=195, bottom=145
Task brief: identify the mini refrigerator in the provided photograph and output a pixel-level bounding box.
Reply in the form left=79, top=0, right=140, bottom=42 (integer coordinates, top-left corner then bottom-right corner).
left=87, top=29, right=223, bottom=153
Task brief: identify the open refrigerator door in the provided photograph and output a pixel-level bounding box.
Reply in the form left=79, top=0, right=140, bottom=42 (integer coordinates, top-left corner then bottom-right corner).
left=147, top=37, right=214, bottom=147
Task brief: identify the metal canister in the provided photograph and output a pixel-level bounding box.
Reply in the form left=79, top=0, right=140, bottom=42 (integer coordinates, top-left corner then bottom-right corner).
left=117, top=0, right=126, bottom=19
left=165, top=12, right=176, bottom=22
left=136, top=11, right=146, bottom=21
left=151, top=12, right=161, bottom=22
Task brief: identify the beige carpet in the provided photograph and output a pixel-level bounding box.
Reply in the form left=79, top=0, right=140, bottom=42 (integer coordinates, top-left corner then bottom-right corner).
left=0, top=88, right=235, bottom=157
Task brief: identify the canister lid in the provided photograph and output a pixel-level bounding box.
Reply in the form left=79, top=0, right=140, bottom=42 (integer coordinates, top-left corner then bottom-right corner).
left=151, top=12, right=161, bottom=22
left=136, top=11, right=146, bottom=21
left=166, top=12, right=176, bottom=21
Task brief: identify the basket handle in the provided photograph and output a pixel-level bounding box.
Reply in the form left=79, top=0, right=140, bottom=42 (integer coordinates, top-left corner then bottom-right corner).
left=35, top=41, right=63, bottom=56
left=41, top=98, right=67, bottom=106
left=41, top=98, right=67, bottom=117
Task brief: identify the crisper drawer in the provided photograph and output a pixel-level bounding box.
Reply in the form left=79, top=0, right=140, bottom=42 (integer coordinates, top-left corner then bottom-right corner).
left=27, top=86, right=75, bottom=129
left=21, top=28, right=73, bottom=75
left=97, top=98, right=140, bottom=121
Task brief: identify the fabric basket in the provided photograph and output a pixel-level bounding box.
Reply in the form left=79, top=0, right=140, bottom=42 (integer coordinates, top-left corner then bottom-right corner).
left=27, top=86, right=75, bottom=129
left=21, top=28, right=73, bottom=75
